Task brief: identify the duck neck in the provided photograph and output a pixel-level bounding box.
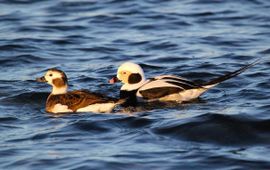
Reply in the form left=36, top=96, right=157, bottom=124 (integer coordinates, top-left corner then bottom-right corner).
left=51, top=85, right=68, bottom=95
left=121, top=78, right=146, bottom=91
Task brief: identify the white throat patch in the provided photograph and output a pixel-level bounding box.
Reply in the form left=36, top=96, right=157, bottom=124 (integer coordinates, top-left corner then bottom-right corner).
left=120, top=80, right=147, bottom=91
left=51, top=86, right=68, bottom=95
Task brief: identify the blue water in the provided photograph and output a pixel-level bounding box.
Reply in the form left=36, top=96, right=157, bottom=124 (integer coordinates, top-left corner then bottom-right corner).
left=0, top=0, right=270, bottom=169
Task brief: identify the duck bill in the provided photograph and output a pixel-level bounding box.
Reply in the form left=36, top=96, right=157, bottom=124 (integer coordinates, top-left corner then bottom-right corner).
left=109, top=76, right=119, bottom=84
left=36, top=76, right=47, bottom=83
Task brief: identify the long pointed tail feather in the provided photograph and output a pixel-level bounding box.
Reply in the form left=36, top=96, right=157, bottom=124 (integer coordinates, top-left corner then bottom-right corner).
left=202, top=60, right=259, bottom=89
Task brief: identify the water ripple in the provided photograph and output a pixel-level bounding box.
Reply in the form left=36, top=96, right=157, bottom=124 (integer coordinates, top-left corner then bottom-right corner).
left=153, top=113, right=270, bottom=145
left=0, top=0, right=269, bottom=169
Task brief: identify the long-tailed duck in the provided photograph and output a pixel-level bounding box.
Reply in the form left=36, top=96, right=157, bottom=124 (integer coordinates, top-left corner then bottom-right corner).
left=36, top=68, right=122, bottom=113
left=109, top=61, right=258, bottom=106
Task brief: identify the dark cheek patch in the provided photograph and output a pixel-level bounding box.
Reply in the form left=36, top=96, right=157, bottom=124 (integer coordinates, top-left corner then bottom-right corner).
left=53, top=78, right=66, bottom=88
left=128, top=73, right=142, bottom=84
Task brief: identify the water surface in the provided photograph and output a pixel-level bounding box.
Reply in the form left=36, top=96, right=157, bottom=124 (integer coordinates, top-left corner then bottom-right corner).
left=0, top=0, right=270, bottom=169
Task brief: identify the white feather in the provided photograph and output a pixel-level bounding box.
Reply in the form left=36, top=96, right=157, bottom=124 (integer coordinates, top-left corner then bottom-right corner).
left=51, top=104, right=73, bottom=113
left=153, top=75, right=188, bottom=81
left=121, top=81, right=146, bottom=91
left=77, top=103, right=116, bottom=113
left=139, top=79, right=181, bottom=91
left=117, top=62, right=212, bottom=103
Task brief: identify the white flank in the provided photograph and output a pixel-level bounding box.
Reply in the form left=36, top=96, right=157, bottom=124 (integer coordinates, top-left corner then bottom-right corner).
left=178, top=88, right=207, bottom=101
left=77, top=103, right=116, bottom=113
left=157, top=88, right=207, bottom=102
left=52, top=104, right=73, bottom=113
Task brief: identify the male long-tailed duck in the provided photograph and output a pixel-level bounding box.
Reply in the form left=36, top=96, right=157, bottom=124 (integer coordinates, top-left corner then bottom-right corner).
left=109, top=61, right=257, bottom=106
left=36, top=68, right=122, bottom=113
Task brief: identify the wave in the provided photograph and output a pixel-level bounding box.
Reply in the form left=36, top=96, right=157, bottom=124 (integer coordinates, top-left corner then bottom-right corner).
left=153, top=113, right=270, bottom=146
left=0, top=55, right=46, bottom=66
left=1, top=92, right=49, bottom=105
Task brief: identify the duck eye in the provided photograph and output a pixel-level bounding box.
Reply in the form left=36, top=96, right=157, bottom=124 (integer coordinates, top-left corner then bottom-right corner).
left=123, top=71, right=126, bottom=75
left=49, top=74, right=53, bottom=77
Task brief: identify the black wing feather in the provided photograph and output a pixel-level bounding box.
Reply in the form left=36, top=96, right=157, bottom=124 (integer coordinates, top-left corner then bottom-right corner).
left=139, top=87, right=182, bottom=100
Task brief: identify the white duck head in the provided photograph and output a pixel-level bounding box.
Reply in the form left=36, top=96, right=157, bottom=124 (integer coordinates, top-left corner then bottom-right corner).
left=110, top=62, right=146, bottom=91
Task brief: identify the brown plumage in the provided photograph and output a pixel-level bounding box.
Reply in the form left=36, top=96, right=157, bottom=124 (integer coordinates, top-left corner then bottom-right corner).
left=46, top=90, right=118, bottom=113
left=36, top=68, right=122, bottom=113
